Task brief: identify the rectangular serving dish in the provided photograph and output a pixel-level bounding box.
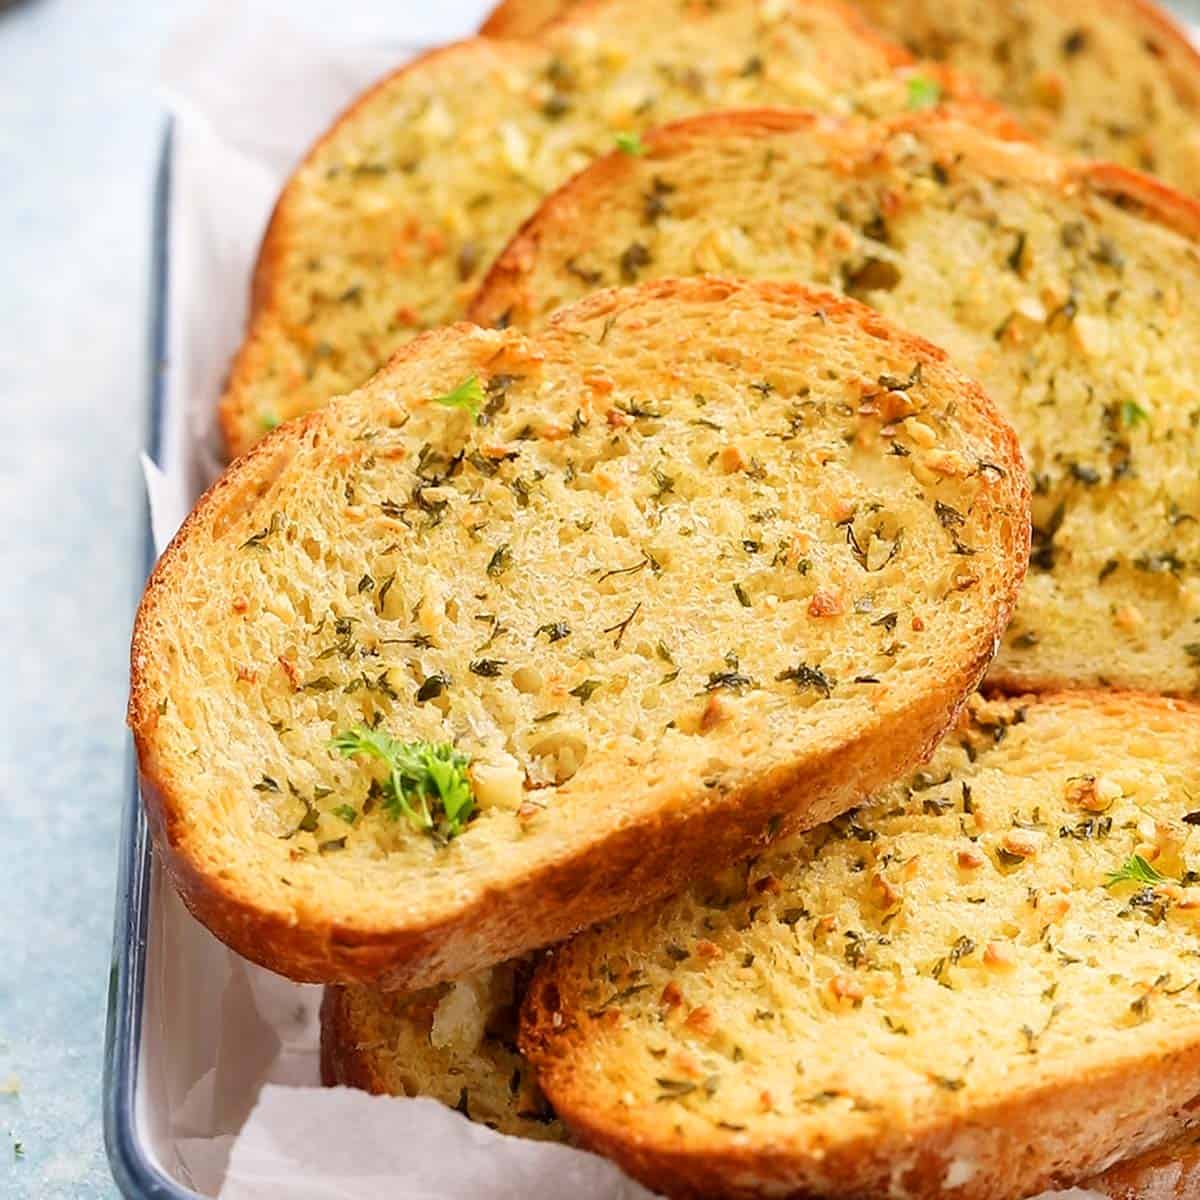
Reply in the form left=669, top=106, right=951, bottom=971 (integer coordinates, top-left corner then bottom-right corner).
left=104, top=122, right=199, bottom=1200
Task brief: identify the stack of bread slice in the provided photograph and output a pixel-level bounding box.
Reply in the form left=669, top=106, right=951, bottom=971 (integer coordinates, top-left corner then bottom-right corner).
left=325, top=694, right=1200, bottom=1199
left=482, top=0, right=1200, bottom=196
left=470, top=108, right=1200, bottom=696
left=217, top=0, right=1023, bottom=459
left=130, top=0, right=1200, bottom=1195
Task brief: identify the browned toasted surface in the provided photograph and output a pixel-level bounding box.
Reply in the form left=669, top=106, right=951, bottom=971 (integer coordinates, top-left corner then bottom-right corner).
left=216, top=0, right=1011, bottom=459
left=480, top=0, right=1200, bottom=194
left=322, top=967, right=1200, bottom=1198
left=522, top=691, right=1200, bottom=1199
left=470, top=109, right=1200, bottom=697
left=480, top=0, right=580, bottom=36
left=852, top=0, right=1200, bottom=193
left=131, top=278, right=1027, bottom=989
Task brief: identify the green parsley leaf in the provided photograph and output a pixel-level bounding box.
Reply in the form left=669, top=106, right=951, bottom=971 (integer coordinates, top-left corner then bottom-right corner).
left=333, top=804, right=359, bottom=825
left=329, top=727, right=474, bottom=842
left=569, top=679, right=602, bottom=704
left=259, top=410, right=281, bottom=432
left=906, top=76, right=942, bottom=111
left=433, top=376, right=485, bottom=422
left=1104, top=854, right=1167, bottom=888
left=614, top=132, right=646, bottom=156
left=1121, top=400, right=1149, bottom=428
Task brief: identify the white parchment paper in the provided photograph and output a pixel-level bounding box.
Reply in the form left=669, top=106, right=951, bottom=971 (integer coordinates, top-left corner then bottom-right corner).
left=142, top=2, right=1110, bottom=1194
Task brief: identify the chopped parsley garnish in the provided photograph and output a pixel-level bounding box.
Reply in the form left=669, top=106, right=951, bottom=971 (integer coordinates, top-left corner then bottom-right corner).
left=1105, top=854, right=1167, bottom=888
left=704, top=670, right=757, bottom=694
left=614, top=131, right=646, bottom=156
left=329, top=727, right=474, bottom=842
left=240, top=512, right=284, bottom=550
left=487, top=543, right=513, bottom=578
left=469, top=658, right=506, bottom=677
left=776, top=662, right=834, bottom=698
left=432, top=376, right=485, bottom=422
left=569, top=679, right=602, bottom=704
left=416, top=672, right=451, bottom=703
left=906, top=75, right=942, bottom=111
left=1121, top=399, right=1149, bottom=428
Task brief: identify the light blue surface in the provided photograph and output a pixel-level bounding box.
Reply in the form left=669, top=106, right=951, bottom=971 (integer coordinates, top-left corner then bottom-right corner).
left=0, top=3, right=455, bottom=1196
left=2, top=0, right=1200, bottom=1196
left=0, top=2, right=173, bottom=1195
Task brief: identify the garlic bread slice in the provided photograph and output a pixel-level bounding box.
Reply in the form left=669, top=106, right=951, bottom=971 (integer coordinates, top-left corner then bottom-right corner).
left=131, top=278, right=1027, bottom=988
left=523, top=691, right=1200, bottom=1200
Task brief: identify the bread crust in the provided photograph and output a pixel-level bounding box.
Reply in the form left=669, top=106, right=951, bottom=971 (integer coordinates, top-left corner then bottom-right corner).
left=480, top=0, right=580, bottom=38
left=320, top=985, right=382, bottom=1091
left=520, top=689, right=1200, bottom=1200
left=471, top=106, right=1200, bottom=329
left=132, top=277, right=1029, bottom=989
left=216, top=0, right=997, bottom=461
left=218, top=37, right=533, bottom=459
left=323, top=967, right=1200, bottom=1199
left=481, top=0, right=1200, bottom=183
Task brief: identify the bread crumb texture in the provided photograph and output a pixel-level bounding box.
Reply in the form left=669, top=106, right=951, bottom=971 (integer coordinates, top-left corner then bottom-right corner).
left=321, top=962, right=564, bottom=1140
left=853, top=0, right=1200, bottom=194
left=472, top=111, right=1200, bottom=694
left=131, top=279, right=1026, bottom=987
left=523, top=691, right=1200, bottom=1200
left=481, top=0, right=1200, bottom=194
left=218, top=0, right=992, bottom=456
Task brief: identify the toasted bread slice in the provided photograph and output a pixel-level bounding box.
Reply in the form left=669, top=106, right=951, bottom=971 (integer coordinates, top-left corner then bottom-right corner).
left=131, top=278, right=1028, bottom=988
left=217, top=0, right=1015, bottom=460
left=472, top=109, right=1200, bottom=696
left=480, top=0, right=1200, bottom=195
left=852, top=0, right=1200, bottom=195
left=325, top=967, right=1199, bottom=1195
left=320, top=966, right=564, bottom=1140
left=521, top=691, right=1200, bottom=1200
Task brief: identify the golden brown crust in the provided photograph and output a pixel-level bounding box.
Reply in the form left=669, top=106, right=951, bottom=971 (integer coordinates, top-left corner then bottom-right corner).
left=217, top=37, right=518, bottom=459
left=1114, top=0, right=1200, bottom=120
left=1076, top=158, right=1200, bottom=243
left=218, top=0, right=985, bottom=461
left=480, top=0, right=579, bottom=38
left=521, top=690, right=1200, bottom=1200
left=472, top=107, right=1200, bottom=330
left=133, top=277, right=1029, bottom=989
left=525, top=1029, right=1200, bottom=1199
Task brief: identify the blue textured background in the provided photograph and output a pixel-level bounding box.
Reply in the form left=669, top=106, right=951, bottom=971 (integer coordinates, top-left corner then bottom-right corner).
left=0, top=3, right=472, bottom=1195
left=1, top=0, right=1198, bottom=1196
